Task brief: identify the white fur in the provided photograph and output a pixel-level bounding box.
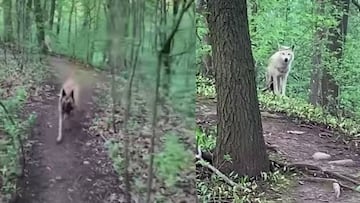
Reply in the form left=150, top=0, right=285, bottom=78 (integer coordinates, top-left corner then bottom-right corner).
left=265, top=44, right=295, bottom=96
left=45, top=35, right=52, bottom=53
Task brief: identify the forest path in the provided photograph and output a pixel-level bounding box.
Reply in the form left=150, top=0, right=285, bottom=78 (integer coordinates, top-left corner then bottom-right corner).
left=196, top=99, right=360, bottom=203
left=15, top=56, right=123, bottom=203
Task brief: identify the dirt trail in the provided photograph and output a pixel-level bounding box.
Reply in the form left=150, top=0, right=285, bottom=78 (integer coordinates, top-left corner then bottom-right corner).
left=196, top=99, right=360, bottom=203
left=15, top=56, right=123, bottom=203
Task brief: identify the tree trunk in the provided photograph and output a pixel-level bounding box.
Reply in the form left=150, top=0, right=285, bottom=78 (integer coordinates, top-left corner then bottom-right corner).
left=207, top=0, right=269, bottom=176
left=25, top=0, right=33, bottom=46
left=309, top=0, right=325, bottom=105
left=91, top=0, right=101, bottom=62
left=56, top=1, right=62, bottom=35
left=49, top=0, right=56, bottom=30
left=42, top=0, right=48, bottom=22
left=15, top=0, right=22, bottom=43
left=249, top=0, right=258, bottom=34
left=321, top=0, right=349, bottom=113
left=34, top=0, right=46, bottom=53
left=3, top=0, right=14, bottom=42
left=196, top=0, right=214, bottom=78
left=67, top=0, right=75, bottom=45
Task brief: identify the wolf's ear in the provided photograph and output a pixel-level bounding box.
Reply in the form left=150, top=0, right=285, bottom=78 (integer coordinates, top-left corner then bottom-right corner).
left=61, top=89, right=66, bottom=97
left=69, top=90, right=74, bottom=100
left=291, top=45, right=295, bottom=50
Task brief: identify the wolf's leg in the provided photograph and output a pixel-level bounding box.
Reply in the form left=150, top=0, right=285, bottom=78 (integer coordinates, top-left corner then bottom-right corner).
left=278, top=76, right=284, bottom=95
left=273, top=75, right=280, bottom=95
left=282, top=74, right=289, bottom=96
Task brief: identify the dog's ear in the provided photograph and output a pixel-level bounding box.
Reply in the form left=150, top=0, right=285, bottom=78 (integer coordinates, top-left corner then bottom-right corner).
left=291, top=44, right=295, bottom=50
left=61, top=89, right=66, bottom=97
left=69, top=90, right=74, bottom=100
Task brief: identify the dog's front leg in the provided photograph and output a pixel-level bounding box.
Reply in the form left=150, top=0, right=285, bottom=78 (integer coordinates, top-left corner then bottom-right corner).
left=57, top=107, right=64, bottom=143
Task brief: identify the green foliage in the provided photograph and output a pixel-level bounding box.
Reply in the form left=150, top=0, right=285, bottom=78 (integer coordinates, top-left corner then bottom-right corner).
left=0, top=50, right=48, bottom=199
left=0, top=88, right=37, bottom=200
left=105, top=139, right=124, bottom=173
left=154, top=133, right=193, bottom=188
left=196, top=127, right=216, bottom=151
left=197, top=169, right=292, bottom=203
left=196, top=75, right=216, bottom=97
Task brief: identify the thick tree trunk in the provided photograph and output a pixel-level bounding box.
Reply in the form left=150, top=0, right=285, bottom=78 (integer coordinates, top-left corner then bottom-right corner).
left=49, top=0, right=56, bottom=30
left=207, top=0, right=269, bottom=176
left=321, top=0, right=349, bottom=113
left=34, top=0, right=46, bottom=53
left=3, top=0, right=14, bottom=42
left=309, top=0, right=325, bottom=105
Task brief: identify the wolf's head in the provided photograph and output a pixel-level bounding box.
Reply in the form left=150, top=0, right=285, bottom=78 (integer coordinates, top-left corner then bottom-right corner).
left=60, top=88, right=75, bottom=114
left=277, top=44, right=295, bottom=64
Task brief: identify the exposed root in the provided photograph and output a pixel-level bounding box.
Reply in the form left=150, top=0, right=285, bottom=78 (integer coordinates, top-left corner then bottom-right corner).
left=300, top=177, right=360, bottom=195
left=271, top=160, right=360, bottom=192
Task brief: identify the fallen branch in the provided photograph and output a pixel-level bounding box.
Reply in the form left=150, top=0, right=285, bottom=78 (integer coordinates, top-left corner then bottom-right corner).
left=196, top=156, right=237, bottom=187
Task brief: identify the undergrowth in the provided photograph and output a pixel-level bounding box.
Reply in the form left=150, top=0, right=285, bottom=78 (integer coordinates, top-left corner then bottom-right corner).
left=0, top=52, right=48, bottom=201
left=196, top=127, right=294, bottom=203
left=89, top=75, right=196, bottom=201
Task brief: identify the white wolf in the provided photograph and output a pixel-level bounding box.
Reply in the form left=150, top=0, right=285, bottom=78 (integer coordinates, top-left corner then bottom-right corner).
left=265, top=44, right=295, bottom=96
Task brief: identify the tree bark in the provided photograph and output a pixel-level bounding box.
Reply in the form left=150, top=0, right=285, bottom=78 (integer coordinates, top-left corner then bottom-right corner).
left=56, top=1, right=62, bottom=35
left=3, top=0, right=14, bottom=42
left=67, top=0, right=75, bottom=45
left=309, top=0, right=325, bottom=105
left=207, top=0, right=269, bottom=176
left=49, top=0, right=56, bottom=30
left=321, top=0, right=349, bottom=113
left=196, top=0, right=214, bottom=78
left=34, top=0, right=46, bottom=53
left=42, top=0, right=48, bottom=22
left=25, top=0, right=33, bottom=44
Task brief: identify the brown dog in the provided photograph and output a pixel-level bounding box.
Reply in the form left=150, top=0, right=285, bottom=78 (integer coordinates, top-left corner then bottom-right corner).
left=57, top=77, right=79, bottom=143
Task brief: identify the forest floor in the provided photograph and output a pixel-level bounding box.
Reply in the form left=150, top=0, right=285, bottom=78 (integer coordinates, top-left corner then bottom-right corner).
left=196, top=99, right=360, bottom=203
left=15, top=56, right=124, bottom=203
